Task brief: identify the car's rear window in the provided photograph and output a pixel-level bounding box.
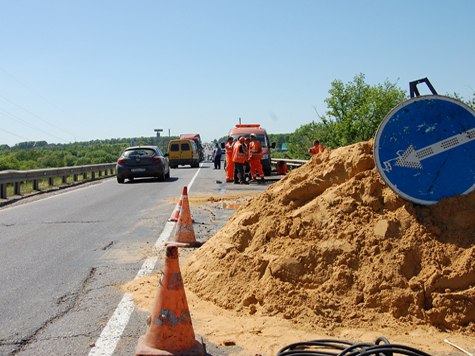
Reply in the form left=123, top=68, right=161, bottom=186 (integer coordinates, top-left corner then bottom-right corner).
left=181, top=143, right=190, bottom=151
left=170, top=144, right=179, bottom=151
left=123, top=149, right=155, bottom=157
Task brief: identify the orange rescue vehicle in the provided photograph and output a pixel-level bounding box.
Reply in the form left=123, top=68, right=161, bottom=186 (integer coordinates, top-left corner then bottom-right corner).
left=226, top=124, right=275, bottom=176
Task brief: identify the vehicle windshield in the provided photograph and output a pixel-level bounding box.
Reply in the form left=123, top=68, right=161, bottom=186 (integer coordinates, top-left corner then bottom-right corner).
left=230, top=133, right=268, bottom=147
left=123, top=149, right=155, bottom=157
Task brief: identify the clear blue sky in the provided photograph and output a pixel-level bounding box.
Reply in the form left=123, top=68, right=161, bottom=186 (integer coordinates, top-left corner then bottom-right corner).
left=1, top=1, right=474, bottom=147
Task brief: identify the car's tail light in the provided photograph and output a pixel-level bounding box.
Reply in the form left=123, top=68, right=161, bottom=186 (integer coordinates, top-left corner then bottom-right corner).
left=152, top=157, right=162, bottom=163
left=118, top=159, right=126, bottom=164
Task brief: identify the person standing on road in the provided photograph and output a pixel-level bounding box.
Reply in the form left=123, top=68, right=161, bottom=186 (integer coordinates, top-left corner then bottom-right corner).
left=244, top=137, right=251, bottom=182
left=308, top=140, right=325, bottom=155
left=225, top=137, right=235, bottom=182
left=249, top=133, right=265, bottom=183
left=213, top=143, right=222, bottom=169
left=232, top=136, right=248, bottom=185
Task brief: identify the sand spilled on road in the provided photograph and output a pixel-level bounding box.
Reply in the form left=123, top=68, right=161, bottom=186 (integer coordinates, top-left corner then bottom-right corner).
left=123, top=139, right=475, bottom=354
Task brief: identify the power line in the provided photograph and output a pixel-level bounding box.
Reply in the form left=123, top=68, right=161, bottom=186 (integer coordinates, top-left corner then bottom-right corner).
left=0, top=107, right=68, bottom=143
left=0, top=127, right=31, bottom=142
left=0, top=66, right=102, bottom=139
left=0, top=93, right=82, bottom=140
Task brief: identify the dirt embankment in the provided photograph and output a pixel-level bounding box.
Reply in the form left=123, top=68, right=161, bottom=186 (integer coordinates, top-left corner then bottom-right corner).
left=182, top=139, right=475, bottom=334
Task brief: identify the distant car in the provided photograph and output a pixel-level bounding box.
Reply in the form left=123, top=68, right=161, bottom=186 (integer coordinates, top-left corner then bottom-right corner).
left=116, top=146, right=170, bottom=183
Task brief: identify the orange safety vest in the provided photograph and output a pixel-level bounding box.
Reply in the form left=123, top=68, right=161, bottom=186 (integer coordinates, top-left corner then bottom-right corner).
left=225, top=142, right=234, bottom=156
left=232, top=142, right=246, bottom=163
left=309, top=144, right=324, bottom=155
left=277, top=162, right=288, bottom=174
left=249, top=140, right=263, bottom=159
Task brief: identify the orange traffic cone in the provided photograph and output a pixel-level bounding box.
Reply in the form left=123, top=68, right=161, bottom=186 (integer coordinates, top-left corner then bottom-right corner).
left=135, top=245, right=204, bottom=356
left=169, top=195, right=183, bottom=222
left=166, top=187, right=202, bottom=247
left=170, top=188, right=194, bottom=222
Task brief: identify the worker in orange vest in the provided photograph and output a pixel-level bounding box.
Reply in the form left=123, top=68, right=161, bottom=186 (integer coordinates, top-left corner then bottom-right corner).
left=308, top=140, right=325, bottom=155
left=225, top=137, right=235, bottom=183
left=232, top=136, right=249, bottom=185
left=276, top=160, right=288, bottom=175
left=244, top=137, right=251, bottom=180
left=249, top=133, right=265, bottom=183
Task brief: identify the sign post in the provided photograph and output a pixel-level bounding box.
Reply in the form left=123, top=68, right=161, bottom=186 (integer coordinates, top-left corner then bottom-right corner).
left=154, top=129, right=163, bottom=144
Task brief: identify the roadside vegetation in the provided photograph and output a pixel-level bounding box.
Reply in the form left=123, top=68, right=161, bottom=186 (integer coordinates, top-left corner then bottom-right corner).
left=2, top=73, right=474, bottom=168
left=286, top=74, right=475, bottom=159
left=0, top=136, right=179, bottom=171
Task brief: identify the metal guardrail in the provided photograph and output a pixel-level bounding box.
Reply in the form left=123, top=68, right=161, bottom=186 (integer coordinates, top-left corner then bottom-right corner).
left=0, top=163, right=116, bottom=199
left=270, top=158, right=308, bottom=167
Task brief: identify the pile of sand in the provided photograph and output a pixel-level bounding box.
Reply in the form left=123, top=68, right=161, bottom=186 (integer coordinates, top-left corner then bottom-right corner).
left=182, top=139, right=475, bottom=334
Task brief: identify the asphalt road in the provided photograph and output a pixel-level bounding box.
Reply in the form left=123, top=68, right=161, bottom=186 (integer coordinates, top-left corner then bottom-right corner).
left=0, top=162, right=270, bottom=356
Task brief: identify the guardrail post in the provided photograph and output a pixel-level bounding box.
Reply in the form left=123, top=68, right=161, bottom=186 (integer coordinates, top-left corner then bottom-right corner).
left=49, top=177, right=54, bottom=187
left=73, top=174, right=78, bottom=182
left=14, top=182, right=21, bottom=195
left=91, top=171, right=96, bottom=179
left=1, top=184, right=6, bottom=199
left=33, top=179, right=39, bottom=191
left=98, top=170, right=102, bottom=177
left=83, top=172, right=87, bottom=180
left=104, top=169, right=108, bottom=176
left=62, top=175, right=67, bottom=184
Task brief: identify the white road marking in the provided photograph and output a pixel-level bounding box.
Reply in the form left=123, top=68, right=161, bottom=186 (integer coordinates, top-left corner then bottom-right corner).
left=88, top=166, right=202, bottom=355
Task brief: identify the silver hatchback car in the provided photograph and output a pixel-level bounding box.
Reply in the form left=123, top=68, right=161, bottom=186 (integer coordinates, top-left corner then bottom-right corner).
left=116, top=146, right=170, bottom=183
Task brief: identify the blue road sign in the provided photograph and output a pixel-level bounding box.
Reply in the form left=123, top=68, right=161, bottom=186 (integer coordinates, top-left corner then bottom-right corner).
left=374, top=95, right=475, bottom=205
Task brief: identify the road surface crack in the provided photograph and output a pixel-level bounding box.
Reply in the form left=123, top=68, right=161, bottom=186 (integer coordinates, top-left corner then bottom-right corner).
left=8, top=268, right=97, bottom=355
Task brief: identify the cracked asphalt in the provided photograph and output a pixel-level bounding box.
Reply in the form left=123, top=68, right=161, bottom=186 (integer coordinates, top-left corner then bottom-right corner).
left=0, top=163, right=270, bottom=356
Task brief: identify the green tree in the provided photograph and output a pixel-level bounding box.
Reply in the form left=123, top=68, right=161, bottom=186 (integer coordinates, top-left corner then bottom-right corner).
left=268, top=134, right=290, bottom=150
left=286, top=121, right=329, bottom=159
left=216, top=136, right=228, bottom=144
left=0, top=155, right=20, bottom=170
left=322, top=73, right=407, bottom=148
left=37, top=152, right=64, bottom=168
left=14, top=149, right=42, bottom=162
left=19, top=160, right=37, bottom=170
left=63, top=154, right=77, bottom=167
left=85, top=150, right=116, bottom=164
left=76, top=156, right=92, bottom=165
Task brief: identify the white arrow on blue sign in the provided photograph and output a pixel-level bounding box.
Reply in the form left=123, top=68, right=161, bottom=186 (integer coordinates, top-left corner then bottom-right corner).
left=374, top=95, right=475, bottom=205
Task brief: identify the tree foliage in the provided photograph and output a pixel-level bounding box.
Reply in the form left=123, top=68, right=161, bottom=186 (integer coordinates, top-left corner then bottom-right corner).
left=268, top=133, right=290, bottom=150
left=322, top=73, right=407, bottom=148
left=284, top=74, right=407, bottom=158
left=0, top=136, right=180, bottom=171
left=286, top=121, right=329, bottom=159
